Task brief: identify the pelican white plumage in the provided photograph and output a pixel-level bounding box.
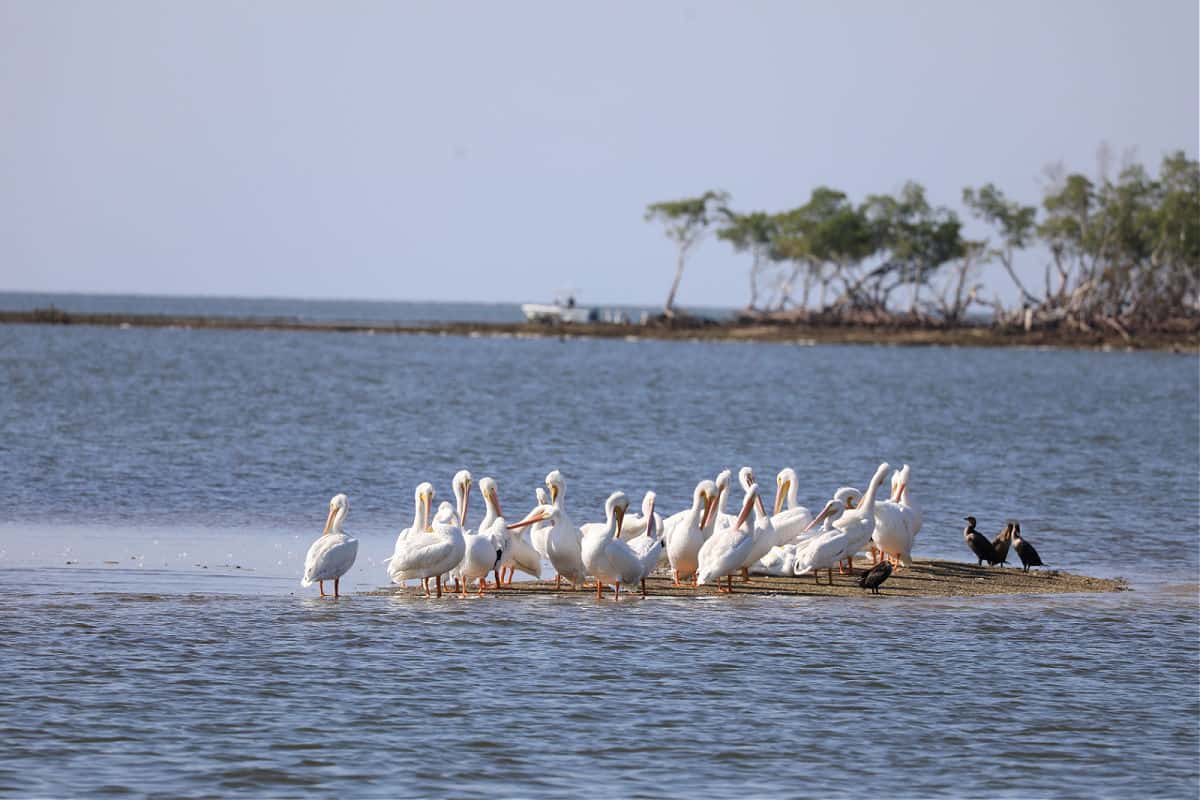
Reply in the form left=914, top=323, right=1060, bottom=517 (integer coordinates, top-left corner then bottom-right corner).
left=795, top=462, right=890, bottom=579
left=791, top=498, right=850, bottom=583
left=664, top=480, right=717, bottom=586
left=542, top=469, right=586, bottom=588
left=455, top=471, right=504, bottom=596
left=386, top=483, right=466, bottom=598
left=872, top=465, right=918, bottom=568
left=697, top=484, right=761, bottom=592
left=753, top=494, right=848, bottom=577
left=893, top=464, right=923, bottom=562
left=617, top=489, right=665, bottom=540
left=301, top=493, right=359, bottom=597
left=528, top=487, right=553, bottom=560
left=753, top=484, right=860, bottom=574
left=482, top=477, right=540, bottom=584
left=737, top=483, right=777, bottom=580
left=770, top=468, right=813, bottom=546
left=625, top=491, right=668, bottom=596
left=716, top=467, right=758, bottom=530
left=385, top=482, right=433, bottom=588
left=580, top=491, right=645, bottom=600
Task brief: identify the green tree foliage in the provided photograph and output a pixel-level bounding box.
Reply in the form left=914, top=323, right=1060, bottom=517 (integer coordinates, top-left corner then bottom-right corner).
left=962, top=183, right=1039, bottom=305
left=644, top=190, right=730, bottom=316
left=715, top=210, right=776, bottom=310
left=646, top=148, right=1197, bottom=332
left=856, top=182, right=964, bottom=312
left=1035, top=150, right=1199, bottom=330
left=773, top=188, right=872, bottom=310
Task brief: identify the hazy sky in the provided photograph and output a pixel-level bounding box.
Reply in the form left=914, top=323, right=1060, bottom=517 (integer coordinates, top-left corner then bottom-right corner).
left=1, top=0, right=1196, bottom=309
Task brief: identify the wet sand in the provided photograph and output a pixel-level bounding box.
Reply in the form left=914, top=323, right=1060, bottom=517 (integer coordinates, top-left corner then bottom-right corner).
left=366, top=558, right=1128, bottom=599
left=3, top=308, right=1195, bottom=351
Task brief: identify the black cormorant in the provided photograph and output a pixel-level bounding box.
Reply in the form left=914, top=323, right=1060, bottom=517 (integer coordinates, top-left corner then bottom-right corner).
left=963, top=516, right=996, bottom=566
left=858, top=560, right=893, bottom=594
left=1012, top=522, right=1044, bottom=573
left=991, top=522, right=1014, bottom=566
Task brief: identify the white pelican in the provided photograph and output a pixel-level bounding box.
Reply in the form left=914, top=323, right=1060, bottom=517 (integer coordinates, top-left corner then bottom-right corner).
left=872, top=465, right=920, bottom=568
left=385, top=482, right=433, bottom=588
left=664, top=480, right=717, bottom=586
left=868, top=470, right=902, bottom=568
left=579, top=491, right=645, bottom=601
left=736, top=483, right=776, bottom=581
left=715, top=467, right=757, bottom=530
left=301, top=493, right=359, bottom=598
left=616, top=489, right=665, bottom=539
left=770, top=467, right=813, bottom=546
left=625, top=491, right=668, bottom=596
left=894, top=464, right=923, bottom=559
left=386, top=483, right=466, bottom=598
left=481, top=477, right=540, bottom=584
left=699, top=469, right=733, bottom=539
left=797, top=462, right=890, bottom=578
left=455, top=471, right=504, bottom=596
left=790, top=498, right=849, bottom=584
left=542, top=469, right=586, bottom=588
left=697, top=483, right=761, bottom=592
left=528, top=487, right=553, bottom=559
left=753, top=490, right=852, bottom=576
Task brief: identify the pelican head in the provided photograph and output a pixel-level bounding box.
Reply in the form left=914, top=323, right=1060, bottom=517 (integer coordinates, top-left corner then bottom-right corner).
left=695, top=479, right=718, bottom=528
left=739, top=468, right=766, bottom=516
left=453, top=469, right=473, bottom=527
left=507, top=503, right=559, bottom=531
left=606, top=491, right=630, bottom=537
left=735, top=484, right=760, bottom=530
left=641, top=490, right=657, bottom=536
left=434, top=501, right=458, bottom=527
left=479, top=476, right=502, bottom=517
left=893, top=464, right=911, bottom=502
left=715, top=469, right=732, bottom=493
left=834, top=486, right=861, bottom=509
left=415, top=482, right=435, bottom=531
left=536, top=487, right=548, bottom=505
left=738, top=466, right=756, bottom=491
left=323, top=493, right=348, bottom=535
left=545, top=470, right=565, bottom=504
left=804, top=498, right=845, bottom=532
left=774, top=468, right=797, bottom=515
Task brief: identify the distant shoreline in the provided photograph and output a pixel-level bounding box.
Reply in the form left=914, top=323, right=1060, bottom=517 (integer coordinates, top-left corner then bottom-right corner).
left=2, top=307, right=1196, bottom=352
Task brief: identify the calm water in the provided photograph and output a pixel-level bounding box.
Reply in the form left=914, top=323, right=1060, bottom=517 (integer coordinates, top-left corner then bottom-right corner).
left=0, top=290, right=734, bottom=325
left=1, top=303, right=1198, bottom=798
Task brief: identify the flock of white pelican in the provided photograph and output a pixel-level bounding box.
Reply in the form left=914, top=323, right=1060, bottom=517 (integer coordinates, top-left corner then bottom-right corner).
left=301, top=462, right=923, bottom=600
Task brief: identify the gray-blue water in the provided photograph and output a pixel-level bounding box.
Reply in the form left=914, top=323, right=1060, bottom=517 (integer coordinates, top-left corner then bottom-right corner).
left=0, top=290, right=734, bottom=325
left=1, top=297, right=1197, bottom=798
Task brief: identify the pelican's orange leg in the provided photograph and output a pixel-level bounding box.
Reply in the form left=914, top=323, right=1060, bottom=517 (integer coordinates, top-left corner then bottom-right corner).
left=319, top=581, right=327, bottom=597
left=435, top=575, right=443, bottom=598
left=334, top=578, right=340, bottom=598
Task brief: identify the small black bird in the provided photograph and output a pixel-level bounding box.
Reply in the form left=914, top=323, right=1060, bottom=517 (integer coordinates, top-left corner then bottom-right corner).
left=1011, top=522, right=1044, bottom=573
left=991, top=522, right=1014, bottom=566
left=858, top=560, right=893, bottom=594
left=963, top=516, right=997, bottom=566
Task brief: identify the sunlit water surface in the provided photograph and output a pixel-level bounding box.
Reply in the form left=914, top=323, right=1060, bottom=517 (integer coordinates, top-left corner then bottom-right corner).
left=1, top=305, right=1197, bottom=797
